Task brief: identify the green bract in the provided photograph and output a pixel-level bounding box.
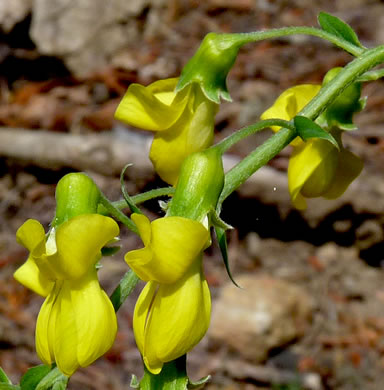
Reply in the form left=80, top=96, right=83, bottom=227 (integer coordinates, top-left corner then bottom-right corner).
left=176, top=33, right=242, bottom=103
left=317, top=67, right=365, bottom=130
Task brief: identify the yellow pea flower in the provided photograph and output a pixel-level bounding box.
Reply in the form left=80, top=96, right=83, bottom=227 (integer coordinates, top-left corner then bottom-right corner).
left=14, top=214, right=119, bottom=376
left=133, top=255, right=210, bottom=374
left=288, top=138, right=363, bottom=209
left=125, top=213, right=209, bottom=284
left=261, top=84, right=363, bottom=209
left=115, top=78, right=218, bottom=185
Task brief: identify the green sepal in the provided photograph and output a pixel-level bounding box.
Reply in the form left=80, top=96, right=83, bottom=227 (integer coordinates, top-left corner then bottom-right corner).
left=131, top=355, right=190, bottom=390
left=214, top=226, right=240, bottom=288
left=294, top=116, right=339, bottom=149
left=318, top=12, right=363, bottom=49
left=0, top=368, right=12, bottom=385
left=0, top=385, right=20, bottom=390
left=176, top=33, right=242, bottom=103
left=316, top=67, right=364, bottom=131
left=120, top=164, right=142, bottom=215
left=168, top=148, right=224, bottom=221
left=20, top=365, right=67, bottom=390
left=53, top=173, right=100, bottom=227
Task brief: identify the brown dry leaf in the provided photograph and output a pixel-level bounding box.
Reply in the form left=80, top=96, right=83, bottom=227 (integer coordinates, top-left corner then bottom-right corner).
left=12, top=80, right=60, bottom=105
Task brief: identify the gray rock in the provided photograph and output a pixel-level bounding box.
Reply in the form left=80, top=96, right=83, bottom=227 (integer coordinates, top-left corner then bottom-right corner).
left=30, top=0, right=166, bottom=77
left=209, top=275, right=313, bottom=363
left=0, top=0, right=32, bottom=33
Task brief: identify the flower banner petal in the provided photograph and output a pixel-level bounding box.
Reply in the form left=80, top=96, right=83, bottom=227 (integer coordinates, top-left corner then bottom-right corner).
left=261, top=84, right=321, bottom=146
left=125, top=215, right=209, bottom=284
left=115, top=78, right=189, bottom=131
left=53, top=214, right=119, bottom=280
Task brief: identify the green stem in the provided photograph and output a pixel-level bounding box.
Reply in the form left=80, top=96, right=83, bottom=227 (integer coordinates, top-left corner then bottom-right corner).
left=112, top=187, right=175, bottom=210
left=212, top=119, right=295, bottom=154
left=110, top=270, right=140, bottom=311
left=224, top=26, right=365, bottom=57
left=218, top=127, right=295, bottom=207
left=219, top=44, right=384, bottom=205
left=299, top=45, right=384, bottom=119
left=99, top=193, right=138, bottom=234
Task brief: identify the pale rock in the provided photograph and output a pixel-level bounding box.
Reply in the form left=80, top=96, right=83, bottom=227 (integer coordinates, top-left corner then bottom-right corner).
left=30, top=0, right=166, bottom=77
left=209, top=275, right=313, bottom=363
left=0, top=0, right=32, bottom=33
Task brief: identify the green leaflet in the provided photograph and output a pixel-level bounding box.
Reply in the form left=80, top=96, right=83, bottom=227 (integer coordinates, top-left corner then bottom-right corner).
left=318, top=12, right=363, bottom=49
left=294, top=116, right=339, bottom=149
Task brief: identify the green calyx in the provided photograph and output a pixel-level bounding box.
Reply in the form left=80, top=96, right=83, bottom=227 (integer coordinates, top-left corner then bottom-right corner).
left=168, top=148, right=224, bottom=222
left=53, top=173, right=100, bottom=227
left=176, top=33, right=242, bottom=103
left=317, top=67, right=365, bottom=130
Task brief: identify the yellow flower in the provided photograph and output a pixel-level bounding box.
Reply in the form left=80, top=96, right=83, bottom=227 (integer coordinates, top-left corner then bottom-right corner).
left=14, top=214, right=119, bottom=376
left=125, top=213, right=209, bottom=284
left=115, top=78, right=218, bottom=185
left=261, top=84, right=363, bottom=209
left=288, top=138, right=363, bottom=209
left=133, top=255, right=210, bottom=374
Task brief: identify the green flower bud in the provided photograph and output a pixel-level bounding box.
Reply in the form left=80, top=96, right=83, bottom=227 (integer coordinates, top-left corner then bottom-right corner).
left=317, top=67, right=365, bottom=130
left=176, top=33, right=242, bottom=103
left=168, top=148, right=224, bottom=221
left=53, top=173, right=100, bottom=226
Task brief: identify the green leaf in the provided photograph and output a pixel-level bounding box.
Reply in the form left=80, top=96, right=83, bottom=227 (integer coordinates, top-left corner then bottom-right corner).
left=20, top=365, right=52, bottom=390
left=0, top=368, right=12, bottom=384
left=318, top=12, right=363, bottom=48
left=214, top=226, right=240, bottom=288
left=136, top=355, right=189, bottom=390
left=294, top=116, right=339, bottom=149
left=110, top=270, right=140, bottom=312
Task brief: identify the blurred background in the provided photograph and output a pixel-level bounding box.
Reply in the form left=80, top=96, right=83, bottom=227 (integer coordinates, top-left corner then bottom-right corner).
left=1, top=1, right=384, bottom=389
